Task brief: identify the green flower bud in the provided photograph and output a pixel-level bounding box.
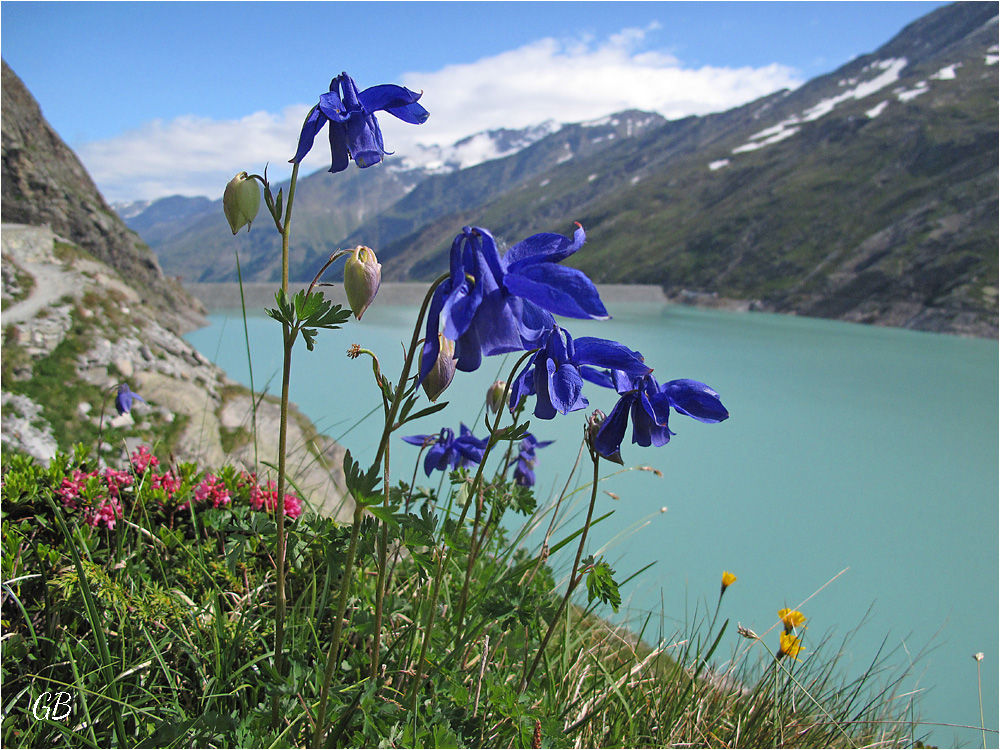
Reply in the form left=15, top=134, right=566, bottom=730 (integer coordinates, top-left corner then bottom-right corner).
left=223, top=172, right=260, bottom=234
left=422, top=334, right=457, bottom=402
left=486, top=380, right=508, bottom=414
left=344, top=245, right=382, bottom=320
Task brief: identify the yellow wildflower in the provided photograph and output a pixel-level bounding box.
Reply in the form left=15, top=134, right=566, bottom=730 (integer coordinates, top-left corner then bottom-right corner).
left=720, top=571, right=737, bottom=598
left=778, top=608, right=807, bottom=633
left=777, top=631, right=803, bottom=661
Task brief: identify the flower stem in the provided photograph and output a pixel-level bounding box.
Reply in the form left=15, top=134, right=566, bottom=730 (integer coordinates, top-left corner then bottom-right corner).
left=521, top=447, right=602, bottom=692
left=270, top=160, right=299, bottom=729
left=313, top=500, right=365, bottom=747
left=370, top=443, right=390, bottom=681
left=407, top=359, right=533, bottom=712
left=453, top=357, right=534, bottom=647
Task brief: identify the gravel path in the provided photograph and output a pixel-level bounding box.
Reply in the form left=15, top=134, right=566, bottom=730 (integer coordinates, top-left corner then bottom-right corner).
left=2, top=223, right=84, bottom=325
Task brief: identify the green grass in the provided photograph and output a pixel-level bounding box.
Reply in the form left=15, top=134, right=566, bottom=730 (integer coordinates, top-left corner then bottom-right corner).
left=1, top=445, right=928, bottom=748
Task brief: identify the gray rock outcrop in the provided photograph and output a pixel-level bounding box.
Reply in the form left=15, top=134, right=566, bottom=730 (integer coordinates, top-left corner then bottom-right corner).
left=1, top=59, right=350, bottom=521
left=1, top=58, right=204, bottom=333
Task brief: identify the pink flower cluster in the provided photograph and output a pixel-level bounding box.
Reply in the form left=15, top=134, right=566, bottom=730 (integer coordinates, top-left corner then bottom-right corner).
left=131, top=445, right=159, bottom=474
left=55, top=447, right=305, bottom=531
left=243, top=474, right=303, bottom=520
left=58, top=467, right=130, bottom=530
left=194, top=474, right=231, bottom=509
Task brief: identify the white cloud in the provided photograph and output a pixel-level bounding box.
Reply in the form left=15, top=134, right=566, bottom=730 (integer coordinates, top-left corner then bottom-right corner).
left=78, top=105, right=325, bottom=203
left=81, top=26, right=802, bottom=202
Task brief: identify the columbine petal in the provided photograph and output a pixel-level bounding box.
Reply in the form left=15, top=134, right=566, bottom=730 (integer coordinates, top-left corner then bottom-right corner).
left=502, top=224, right=586, bottom=270
left=573, top=338, right=650, bottom=379
left=346, top=112, right=385, bottom=167
left=661, top=379, right=730, bottom=423
left=326, top=121, right=351, bottom=173
left=318, top=90, right=349, bottom=121
left=548, top=361, right=587, bottom=415
left=419, top=282, right=450, bottom=382
left=290, top=107, right=326, bottom=164
left=503, top=263, right=609, bottom=320
left=358, top=84, right=429, bottom=124
left=594, top=397, right=632, bottom=459
left=630, top=396, right=673, bottom=447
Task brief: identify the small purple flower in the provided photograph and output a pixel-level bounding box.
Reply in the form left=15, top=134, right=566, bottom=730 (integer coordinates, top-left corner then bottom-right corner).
left=593, top=374, right=728, bottom=461
left=419, top=225, right=609, bottom=383
left=290, top=72, right=429, bottom=172
left=509, top=325, right=651, bottom=420
left=508, top=433, right=554, bottom=487
left=114, top=384, right=145, bottom=416
left=402, top=424, right=489, bottom=477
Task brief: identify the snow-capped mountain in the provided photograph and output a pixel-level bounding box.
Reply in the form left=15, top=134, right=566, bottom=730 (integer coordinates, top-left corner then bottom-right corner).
left=395, top=121, right=562, bottom=174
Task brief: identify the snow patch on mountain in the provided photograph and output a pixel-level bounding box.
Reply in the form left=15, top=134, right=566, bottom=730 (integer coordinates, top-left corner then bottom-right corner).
left=396, top=120, right=561, bottom=174
left=801, top=58, right=908, bottom=122
left=930, top=63, right=960, bottom=80
left=866, top=100, right=889, bottom=118
left=114, top=199, right=155, bottom=220
left=728, top=58, right=911, bottom=157
left=895, top=81, right=930, bottom=102
left=732, top=123, right=800, bottom=154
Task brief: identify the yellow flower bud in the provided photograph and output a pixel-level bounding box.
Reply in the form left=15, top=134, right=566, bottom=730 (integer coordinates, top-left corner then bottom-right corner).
left=223, top=172, right=260, bottom=234
left=344, top=245, right=381, bottom=320
left=421, top=334, right=456, bottom=402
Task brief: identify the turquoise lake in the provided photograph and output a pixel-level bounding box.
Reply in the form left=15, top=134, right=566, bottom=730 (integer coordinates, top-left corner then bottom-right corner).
left=186, top=301, right=998, bottom=747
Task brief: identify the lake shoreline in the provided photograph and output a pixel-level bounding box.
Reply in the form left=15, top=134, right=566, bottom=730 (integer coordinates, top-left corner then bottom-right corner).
left=184, top=282, right=998, bottom=339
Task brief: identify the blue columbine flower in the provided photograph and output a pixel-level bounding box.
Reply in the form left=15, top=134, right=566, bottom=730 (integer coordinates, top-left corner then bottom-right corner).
left=402, top=424, right=488, bottom=477
left=508, top=433, right=554, bottom=487
left=115, top=384, right=145, bottom=416
left=290, top=72, right=429, bottom=172
left=593, top=373, right=728, bottom=461
left=419, top=225, right=609, bottom=383
left=509, top=325, right=651, bottom=420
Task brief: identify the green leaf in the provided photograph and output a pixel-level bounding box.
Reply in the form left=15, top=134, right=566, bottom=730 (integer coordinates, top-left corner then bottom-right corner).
left=366, top=503, right=400, bottom=527
left=492, top=419, right=532, bottom=444
left=585, top=558, right=621, bottom=612
left=293, top=290, right=313, bottom=318
left=401, top=400, right=449, bottom=426
left=302, top=327, right=318, bottom=351
left=342, top=450, right=382, bottom=505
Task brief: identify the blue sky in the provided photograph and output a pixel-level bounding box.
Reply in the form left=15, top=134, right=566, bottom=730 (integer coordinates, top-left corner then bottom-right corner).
left=2, top=1, right=947, bottom=202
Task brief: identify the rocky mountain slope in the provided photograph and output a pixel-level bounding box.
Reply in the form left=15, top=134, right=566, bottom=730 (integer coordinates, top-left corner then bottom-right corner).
left=366, top=1, right=998, bottom=337
left=1, top=59, right=350, bottom=520
left=2, top=60, right=205, bottom=334
left=125, top=2, right=996, bottom=338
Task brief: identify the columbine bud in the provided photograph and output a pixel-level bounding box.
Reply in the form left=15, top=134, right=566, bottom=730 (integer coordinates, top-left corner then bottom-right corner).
left=223, top=172, right=260, bottom=234
left=421, top=334, right=457, bottom=402
left=486, top=380, right=508, bottom=414
left=344, top=245, right=381, bottom=320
